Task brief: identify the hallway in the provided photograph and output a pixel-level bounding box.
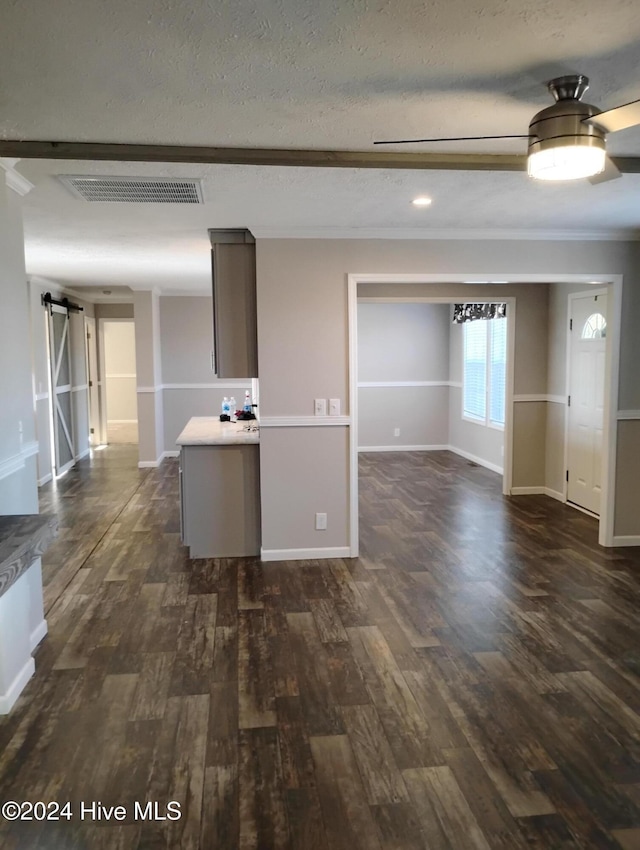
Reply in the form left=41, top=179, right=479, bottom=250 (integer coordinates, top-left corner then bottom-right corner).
left=0, top=447, right=639, bottom=849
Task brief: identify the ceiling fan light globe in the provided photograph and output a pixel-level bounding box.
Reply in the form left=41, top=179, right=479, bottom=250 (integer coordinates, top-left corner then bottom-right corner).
left=528, top=144, right=606, bottom=181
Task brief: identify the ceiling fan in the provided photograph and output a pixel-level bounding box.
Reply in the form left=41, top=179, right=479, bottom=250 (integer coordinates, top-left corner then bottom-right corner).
left=375, top=75, right=640, bottom=182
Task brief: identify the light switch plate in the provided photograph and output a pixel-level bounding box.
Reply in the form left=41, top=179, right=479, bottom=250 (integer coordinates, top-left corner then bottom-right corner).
left=329, top=398, right=341, bottom=416
left=314, top=398, right=327, bottom=416
left=315, top=512, right=327, bottom=530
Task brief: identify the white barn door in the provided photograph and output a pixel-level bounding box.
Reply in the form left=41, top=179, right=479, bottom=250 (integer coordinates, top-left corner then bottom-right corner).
left=48, top=304, right=75, bottom=475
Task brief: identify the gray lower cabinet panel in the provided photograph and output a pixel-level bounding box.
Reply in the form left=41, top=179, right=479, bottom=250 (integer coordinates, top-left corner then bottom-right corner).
left=180, top=444, right=260, bottom=557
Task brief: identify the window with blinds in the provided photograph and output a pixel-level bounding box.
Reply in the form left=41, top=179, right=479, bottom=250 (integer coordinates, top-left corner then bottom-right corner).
left=463, top=317, right=507, bottom=428
left=489, top=318, right=507, bottom=426
left=463, top=320, right=487, bottom=420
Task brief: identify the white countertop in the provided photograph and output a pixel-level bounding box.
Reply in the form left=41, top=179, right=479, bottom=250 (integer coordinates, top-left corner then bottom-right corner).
left=176, top=417, right=260, bottom=446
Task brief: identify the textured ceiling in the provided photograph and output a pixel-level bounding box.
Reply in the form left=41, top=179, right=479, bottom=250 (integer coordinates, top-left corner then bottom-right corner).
left=2, top=0, right=640, bottom=289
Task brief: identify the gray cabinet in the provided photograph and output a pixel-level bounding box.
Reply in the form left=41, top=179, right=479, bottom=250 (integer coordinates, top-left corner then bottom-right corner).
left=180, top=444, right=261, bottom=557
left=210, top=229, right=258, bottom=378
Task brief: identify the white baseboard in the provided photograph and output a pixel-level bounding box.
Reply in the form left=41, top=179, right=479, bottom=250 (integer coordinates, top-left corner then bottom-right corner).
left=30, top=619, right=48, bottom=652
left=37, top=473, right=53, bottom=487
left=612, top=535, right=640, bottom=547
left=261, top=546, right=352, bottom=562
left=74, top=448, right=90, bottom=461
left=544, top=487, right=566, bottom=503
left=138, top=451, right=180, bottom=468
left=359, top=444, right=449, bottom=453
left=511, top=486, right=567, bottom=503
left=511, top=486, right=545, bottom=496
left=0, top=657, right=35, bottom=715
left=447, top=446, right=503, bottom=475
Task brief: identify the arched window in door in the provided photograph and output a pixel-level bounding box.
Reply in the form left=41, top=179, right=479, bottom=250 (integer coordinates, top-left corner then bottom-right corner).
left=581, top=313, right=606, bottom=339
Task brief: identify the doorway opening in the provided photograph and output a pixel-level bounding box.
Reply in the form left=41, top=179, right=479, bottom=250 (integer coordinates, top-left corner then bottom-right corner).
left=99, top=319, right=138, bottom=444
left=356, top=298, right=509, bottom=477
left=84, top=316, right=100, bottom=447
left=348, top=274, right=622, bottom=553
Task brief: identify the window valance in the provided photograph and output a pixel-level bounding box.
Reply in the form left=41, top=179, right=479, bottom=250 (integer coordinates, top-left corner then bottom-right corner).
left=453, top=303, right=506, bottom=323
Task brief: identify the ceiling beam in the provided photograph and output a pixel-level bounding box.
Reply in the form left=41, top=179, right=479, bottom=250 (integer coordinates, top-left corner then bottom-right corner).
left=0, top=140, right=528, bottom=171
left=1, top=141, right=638, bottom=174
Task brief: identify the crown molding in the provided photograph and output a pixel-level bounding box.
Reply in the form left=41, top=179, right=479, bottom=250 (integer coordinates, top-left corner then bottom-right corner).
left=128, top=285, right=162, bottom=295
left=62, top=286, right=134, bottom=304
left=0, top=158, right=34, bottom=196
left=250, top=226, right=640, bottom=242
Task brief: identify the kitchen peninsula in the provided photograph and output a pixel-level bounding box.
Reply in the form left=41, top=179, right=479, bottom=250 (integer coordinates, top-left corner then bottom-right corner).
left=177, top=417, right=260, bottom=558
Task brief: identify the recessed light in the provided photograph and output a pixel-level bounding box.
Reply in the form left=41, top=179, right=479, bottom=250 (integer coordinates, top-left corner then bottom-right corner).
left=412, top=196, right=432, bottom=207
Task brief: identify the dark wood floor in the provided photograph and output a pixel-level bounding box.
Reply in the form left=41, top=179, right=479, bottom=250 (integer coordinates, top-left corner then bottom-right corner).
left=1, top=446, right=639, bottom=849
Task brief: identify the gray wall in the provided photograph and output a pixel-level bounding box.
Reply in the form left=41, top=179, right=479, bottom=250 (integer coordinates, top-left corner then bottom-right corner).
left=158, top=296, right=251, bottom=452
left=94, top=303, right=134, bottom=320
left=357, top=302, right=450, bottom=449
left=358, top=302, right=450, bottom=382
left=160, top=296, right=215, bottom=385
left=0, top=180, right=38, bottom=513
left=256, top=238, right=640, bottom=553
left=134, top=290, right=164, bottom=464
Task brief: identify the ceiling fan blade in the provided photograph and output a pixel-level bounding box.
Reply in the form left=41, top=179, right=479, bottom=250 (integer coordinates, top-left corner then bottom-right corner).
left=589, top=155, right=622, bottom=185
left=373, top=135, right=529, bottom=145
left=588, top=98, right=640, bottom=133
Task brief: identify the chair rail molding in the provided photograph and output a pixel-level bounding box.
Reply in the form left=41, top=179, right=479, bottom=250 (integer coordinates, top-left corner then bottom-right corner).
left=0, top=442, right=39, bottom=482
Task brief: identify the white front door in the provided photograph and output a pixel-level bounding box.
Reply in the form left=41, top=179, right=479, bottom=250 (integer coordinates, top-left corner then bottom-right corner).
left=567, top=292, right=607, bottom=515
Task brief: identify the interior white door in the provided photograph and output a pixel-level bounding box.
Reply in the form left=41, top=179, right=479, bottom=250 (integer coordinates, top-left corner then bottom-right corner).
left=48, top=304, right=75, bottom=475
left=84, top=316, right=100, bottom=446
left=567, top=292, right=607, bottom=515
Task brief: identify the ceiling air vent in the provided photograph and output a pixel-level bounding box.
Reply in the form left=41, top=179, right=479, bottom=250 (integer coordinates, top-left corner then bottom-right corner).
left=59, top=175, right=204, bottom=203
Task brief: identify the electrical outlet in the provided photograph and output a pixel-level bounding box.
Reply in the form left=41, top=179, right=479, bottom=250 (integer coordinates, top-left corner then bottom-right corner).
left=394, top=427, right=400, bottom=437
left=315, top=512, right=327, bottom=530
left=314, top=398, right=327, bottom=416
left=329, top=398, right=341, bottom=416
